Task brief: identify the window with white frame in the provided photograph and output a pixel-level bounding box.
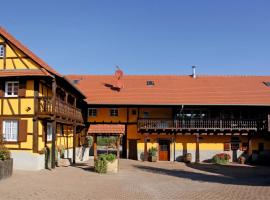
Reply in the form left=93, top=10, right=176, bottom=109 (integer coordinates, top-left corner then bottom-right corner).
left=110, top=108, right=119, bottom=117
left=5, top=81, right=19, bottom=97
left=88, top=108, right=97, bottom=117
left=0, top=44, right=4, bottom=58
left=3, top=120, right=18, bottom=142
left=47, top=123, right=53, bottom=141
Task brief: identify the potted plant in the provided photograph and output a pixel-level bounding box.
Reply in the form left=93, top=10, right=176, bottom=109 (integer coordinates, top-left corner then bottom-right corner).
left=184, top=153, right=192, bottom=163
left=0, top=135, right=13, bottom=180
left=95, top=153, right=118, bottom=173
left=148, top=147, right=158, bottom=162
left=212, top=153, right=231, bottom=164
left=238, top=156, right=246, bottom=164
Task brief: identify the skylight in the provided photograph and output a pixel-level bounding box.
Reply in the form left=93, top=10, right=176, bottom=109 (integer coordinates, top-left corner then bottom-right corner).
left=146, top=80, right=155, bottom=86
left=263, top=82, right=270, bottom=87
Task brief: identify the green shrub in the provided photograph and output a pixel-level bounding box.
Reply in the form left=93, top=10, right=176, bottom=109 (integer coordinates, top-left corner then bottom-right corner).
left=106, top=153, right=116, bottom=162
left=212, top=153, right=231, bottom=164
left=148, top=147, right=158, bottom=157
left=94, top=154, right=117, bottom=173
left=0, top=147, right=11, bottom=161
left=86, top=136, right=93, bottom=147
left=95, top=155, right=108, bottom=173
left=0, top=135, right=11, bottom=161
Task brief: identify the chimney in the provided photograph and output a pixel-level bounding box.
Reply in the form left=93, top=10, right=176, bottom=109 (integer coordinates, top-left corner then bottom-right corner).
left=192, top=66, right=196, bottom=78
left=115, top=66, right=124, bottom=89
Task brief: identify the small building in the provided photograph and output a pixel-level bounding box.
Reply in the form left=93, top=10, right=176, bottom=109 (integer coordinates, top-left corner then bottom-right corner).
left=0, top=27, right=87, bottom=170
left=67, top=72, right=270, bottom=163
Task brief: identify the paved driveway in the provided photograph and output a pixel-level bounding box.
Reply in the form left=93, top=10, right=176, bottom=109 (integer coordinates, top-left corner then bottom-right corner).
left=0, top=159, right=270, bottom=200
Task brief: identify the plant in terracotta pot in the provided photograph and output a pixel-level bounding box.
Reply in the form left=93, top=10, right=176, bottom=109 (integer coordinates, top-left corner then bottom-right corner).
left=148, top=147, right=158, bottom=162
left=0, top=135, right=13, bottom=180
left=184, top=153, right=192, bottom=163
left=238, top=156, right=246, bottom=164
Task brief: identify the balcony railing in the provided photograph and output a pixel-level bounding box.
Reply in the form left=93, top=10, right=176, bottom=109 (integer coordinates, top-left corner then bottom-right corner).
left=37, top=97, right=83, bottom=122
left=138, top=119, right=264, bottom=131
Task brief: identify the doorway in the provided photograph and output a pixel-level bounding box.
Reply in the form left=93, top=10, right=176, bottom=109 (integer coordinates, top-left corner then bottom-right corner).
left=128, top=139, right=138, bottom=160
left=159, top=140, right=170, bottom=161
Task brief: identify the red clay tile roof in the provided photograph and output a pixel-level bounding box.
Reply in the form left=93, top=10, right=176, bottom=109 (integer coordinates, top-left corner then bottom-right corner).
left=0, top=27, right=60, bottom=76
left=0, top=69, right=47, bottom=77
left=0, top=27, right=85, bottom=98
left=66, top=75, right=270, bottom=106
left=88, top=124, right=125, bottom=135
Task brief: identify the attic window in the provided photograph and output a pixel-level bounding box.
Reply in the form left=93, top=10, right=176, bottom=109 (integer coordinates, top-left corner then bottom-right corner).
left=72, top=80, right=80, bottom=85
left=0, top=44, right=4, bottom=58
left=146, top=80, right=155, bottom=86
left=263, top=82, right=270, bottom=87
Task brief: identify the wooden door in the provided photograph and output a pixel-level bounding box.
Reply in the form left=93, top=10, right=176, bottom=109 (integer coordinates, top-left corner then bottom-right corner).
left=159, top=140, right=170, bottom=161
left=128, top=140, right=138, bottom=160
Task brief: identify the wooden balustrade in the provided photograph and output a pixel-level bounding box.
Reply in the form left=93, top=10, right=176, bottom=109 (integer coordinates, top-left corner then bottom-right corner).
left=37, top=97, right=83, bottom=122
left=138, top=119, right=262, bottom=131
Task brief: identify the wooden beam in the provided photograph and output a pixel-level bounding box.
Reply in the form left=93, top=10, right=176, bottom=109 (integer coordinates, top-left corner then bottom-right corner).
left=144, top=136, right=148, bottom=161
left=116, top=136, right=120, bottom=159
left=73, top=125, right=76, bottom=164
left=195, top=134, right=200, bottom=163
left=93, top=134, right=97, bottom=161
left=33, top=116, right=39, bottom=153
left=51, top=78, right=57, bottom=169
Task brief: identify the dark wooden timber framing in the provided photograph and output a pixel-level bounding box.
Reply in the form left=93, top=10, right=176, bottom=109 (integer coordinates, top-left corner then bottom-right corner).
left=195, top=134, right=200, bottom=163
left=51, top=78, right=56, bottom=169
left=73, top=124, right=76, bottom=164
left=6, top=41, right=30, bottom=69
left=33, top=79, right=39, bottom=153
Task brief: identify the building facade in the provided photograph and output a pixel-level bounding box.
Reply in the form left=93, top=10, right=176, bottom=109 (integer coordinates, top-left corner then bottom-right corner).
left=67, top=74, right=270, bottom=163
left=0, top=27, right=87, bottom=170
left=1, top=26, right=270, bottom=170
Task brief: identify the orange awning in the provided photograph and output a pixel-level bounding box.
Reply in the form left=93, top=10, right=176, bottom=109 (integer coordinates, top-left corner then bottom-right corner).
left=88, top=124, right=125, bottom=135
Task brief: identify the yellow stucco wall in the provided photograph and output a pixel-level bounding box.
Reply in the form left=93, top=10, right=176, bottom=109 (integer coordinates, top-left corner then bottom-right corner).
left=0, top=41, right=40, bottom=70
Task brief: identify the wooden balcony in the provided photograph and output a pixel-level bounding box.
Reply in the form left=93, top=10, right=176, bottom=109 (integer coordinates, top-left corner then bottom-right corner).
left=138, top=119, right=266, bottom=133
left=37, top=97, right=83, bottom=123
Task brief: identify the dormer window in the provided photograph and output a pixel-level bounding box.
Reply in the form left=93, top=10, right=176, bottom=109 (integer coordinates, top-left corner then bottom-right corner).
left=263, top=82, right=270, bottom=87
left=72, top=80, right=80, bottom=85
left=146, top=80, right=155, bottom=86
left=0, top=44, right=4, bottom=58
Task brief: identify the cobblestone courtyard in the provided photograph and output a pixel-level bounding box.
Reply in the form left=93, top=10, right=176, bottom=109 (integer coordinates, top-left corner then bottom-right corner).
left=1, top=159, right=270, bottom=200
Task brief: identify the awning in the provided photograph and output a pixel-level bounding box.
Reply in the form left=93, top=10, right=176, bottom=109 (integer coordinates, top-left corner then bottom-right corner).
left=88, top=124, right=125, bottom=135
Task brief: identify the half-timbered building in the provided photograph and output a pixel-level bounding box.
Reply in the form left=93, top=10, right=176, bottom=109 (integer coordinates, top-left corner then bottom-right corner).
left=0, top=27, right=86, bottom=170
left=67, top=71, right=270, bottom=163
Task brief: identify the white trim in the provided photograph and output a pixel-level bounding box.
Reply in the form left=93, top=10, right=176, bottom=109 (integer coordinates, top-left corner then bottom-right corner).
left=3, top=120, right=18, bottom=142
left=5, top=81, right=19, bottom=97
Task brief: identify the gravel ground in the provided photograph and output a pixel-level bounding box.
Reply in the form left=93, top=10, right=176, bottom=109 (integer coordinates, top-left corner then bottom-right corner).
left=0, top=159, right=270, bottom=200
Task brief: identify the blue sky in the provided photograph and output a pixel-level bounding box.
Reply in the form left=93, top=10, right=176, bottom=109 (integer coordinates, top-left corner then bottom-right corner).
left=1, top=0, right=270, bottom=75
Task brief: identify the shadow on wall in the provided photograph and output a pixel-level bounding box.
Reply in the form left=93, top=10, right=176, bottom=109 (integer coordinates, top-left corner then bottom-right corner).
left=132, top=163, right=270, bottom=186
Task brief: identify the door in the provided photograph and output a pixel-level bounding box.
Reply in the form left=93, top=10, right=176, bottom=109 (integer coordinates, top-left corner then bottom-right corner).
left=128, top=140, right=138, bottom=160
left=159, top=140, right=170, bottom=161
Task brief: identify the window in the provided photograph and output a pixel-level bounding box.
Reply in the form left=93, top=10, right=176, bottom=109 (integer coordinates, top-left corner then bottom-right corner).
left=5, top=81, right=19, bottom=97
left=146, top=80, right=155, bottom=86
left=47, top=123, right=53, bottom=141
left=143, top=112, right=149, bottom=118
left=0, top=44, right=4, bottom=58
left=131, top=109, right=137, bottom=115
left=110, top=108, right=118, bottom=117
left=88, top=108, right=97, bottom=117
left=3, top=120, right=18, bottom=142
